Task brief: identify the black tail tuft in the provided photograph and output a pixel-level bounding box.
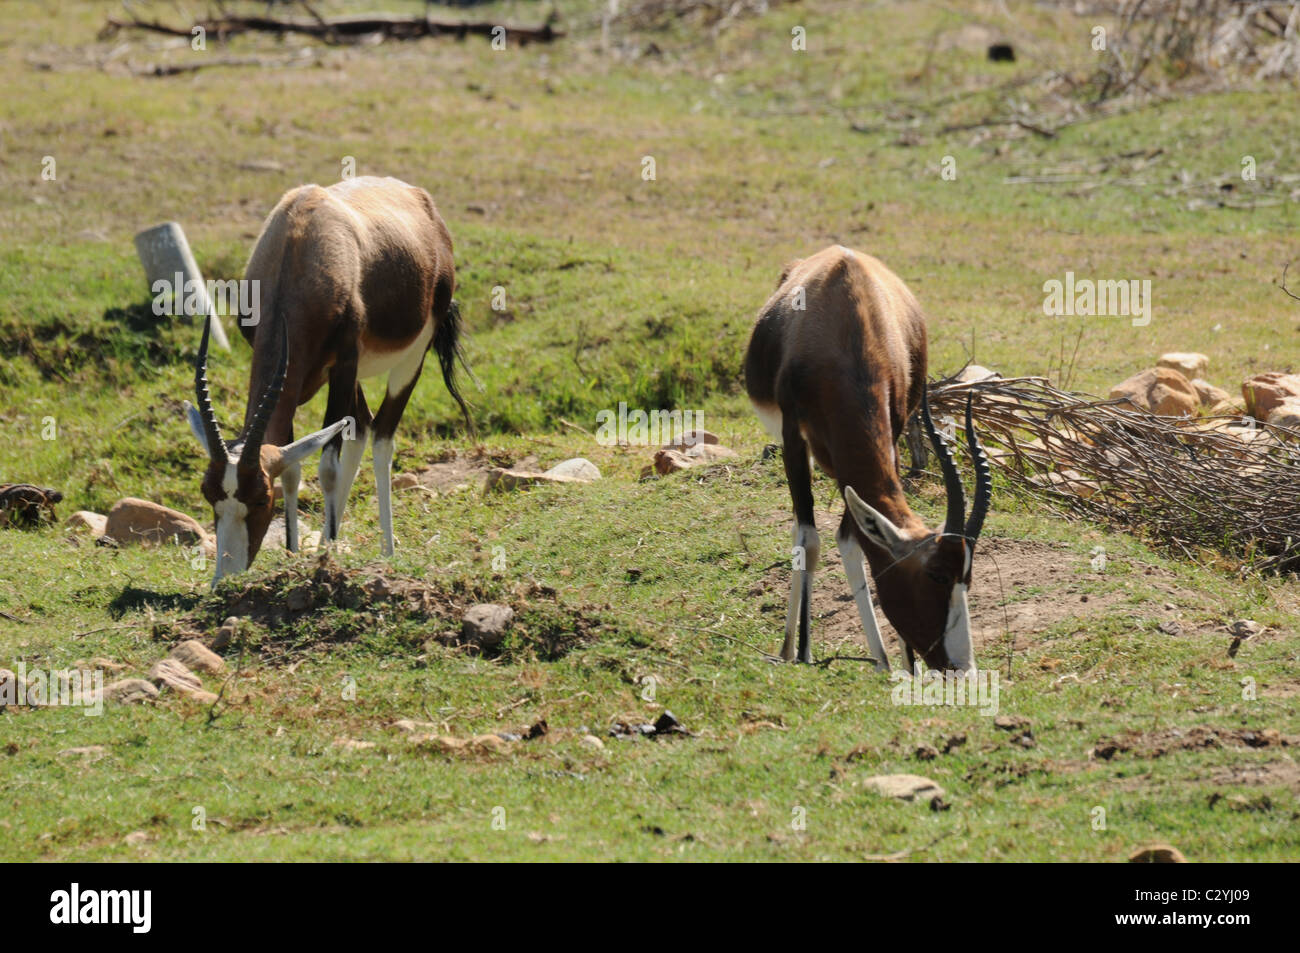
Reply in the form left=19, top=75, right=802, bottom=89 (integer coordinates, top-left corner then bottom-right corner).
left=434, top=298, right=476, bottom=437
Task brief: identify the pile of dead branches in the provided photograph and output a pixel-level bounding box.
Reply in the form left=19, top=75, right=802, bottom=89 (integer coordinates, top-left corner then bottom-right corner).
left=927, top=374, right=1300, bottom=573
left=1083, top=0, right=1300, bottom=100
left=610, top=0, right=794, bottom=34
left=102, top=4, right=563, bottom=46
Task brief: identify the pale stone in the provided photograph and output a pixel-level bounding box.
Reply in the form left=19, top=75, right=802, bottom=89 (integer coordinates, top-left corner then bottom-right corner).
left=861, top=774, right=946, bottom=801
left=169, top=639, right=225, bottom=674
left=1109, top=368, right=1198, bottom=417
left=1157, top=352, right=1209, bottom=378
left=104, top=498, right=208, bottom=548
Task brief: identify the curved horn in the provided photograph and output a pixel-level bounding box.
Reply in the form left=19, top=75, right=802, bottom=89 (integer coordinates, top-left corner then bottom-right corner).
left=920, top=390, right=965, bottom=536
left=194, top=314, right=226, bottom=463
left=238, top=318, right=289, bottom=470
left=963, top=392, right=992, bottom=543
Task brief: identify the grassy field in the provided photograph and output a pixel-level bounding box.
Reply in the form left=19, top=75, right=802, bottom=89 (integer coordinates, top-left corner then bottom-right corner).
left=1, top=0, right=1298, bottom=861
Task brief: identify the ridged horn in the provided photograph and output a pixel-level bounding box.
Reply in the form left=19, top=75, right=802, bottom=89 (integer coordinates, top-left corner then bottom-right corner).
left=964, top=392, right=992, bottom=543
left=238, top=318, right=289, bottom=471
left=920, top=390, right=966, bottom=536
left=194, top=313, right=227, bottom=463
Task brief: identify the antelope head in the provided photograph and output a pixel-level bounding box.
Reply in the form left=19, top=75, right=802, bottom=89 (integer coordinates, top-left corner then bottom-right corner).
left=184, top=315, right=350, bottom=586
left=844, top=393, right=991, bottom=673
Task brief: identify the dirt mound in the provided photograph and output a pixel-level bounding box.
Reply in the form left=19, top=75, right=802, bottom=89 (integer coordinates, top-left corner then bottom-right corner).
left=182, top=557, right=608, bottom=661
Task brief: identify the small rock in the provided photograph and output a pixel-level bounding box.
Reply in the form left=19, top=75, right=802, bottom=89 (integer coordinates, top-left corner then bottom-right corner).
left=104, top=497, right=209, bottom=548
left=1242, top=372, right=1300, bottom=419
left=104, top=678, right=159, bottom=705
left=542, top=457, right=601, bottom=482
left=861, top=774, right=945, bottom=802
left=210, top=617, right=239, bottom=651
left=148, top=658, right=203, bottom=695
left=1228, top=619, right=1262, bottom=638
left=1190, top=378, right=1231, bottom=408
left=65, top=511, right=107, bottom=536
left=1266, top=398, right=1300, bottom=432
left=653, top=710, right=688, bottom=735
left=1157, top=352, right=1209, bottom=379
left=662, top=429, right=720, bottom=448
left=391, top=472, right=421, bottom=490
left=653, top=449, right=693, bottom=475
left=914, top=742, right=939, bottom=761
left=169, top=639, right=225, bottom=674
left=1129, top=844, right=1186, bottom=863
left=485, top=467, right=588, bottom=491
left=955, top=364, right=1000, bottom=383
left=462, top=603, right=514, bottom=649
left=581, top=734, right=605, bottom=750
left=1109, top=367, right=1198, bottom=417
left=994, top=714, right=1031, bottom=731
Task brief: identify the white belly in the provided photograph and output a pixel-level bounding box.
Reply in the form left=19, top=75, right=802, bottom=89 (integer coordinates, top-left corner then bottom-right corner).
left=751, top=401, right=783, bottom=440
left=357, top=320, right=433, bottom=395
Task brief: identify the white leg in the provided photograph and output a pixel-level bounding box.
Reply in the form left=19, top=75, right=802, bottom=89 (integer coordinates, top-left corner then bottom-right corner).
left=838, top=533, right=892, bottom=672
left=319, top=432, right=366, bottom=543
left=281, top=462, right=301, bottom=552
left=373, top=435, right=395, bottom=556
left=783, top=522, right=820, bottom=663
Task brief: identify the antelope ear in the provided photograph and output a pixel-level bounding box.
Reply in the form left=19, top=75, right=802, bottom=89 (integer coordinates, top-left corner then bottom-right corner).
left=844, top=486, right=907, bottom=552
left=276, top=417, right=354, bottom=471
left=184, top=401, right=211, bottom=456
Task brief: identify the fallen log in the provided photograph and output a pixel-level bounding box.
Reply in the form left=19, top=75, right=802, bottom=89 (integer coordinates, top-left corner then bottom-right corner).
left=103, top=12, right=564, bottom=45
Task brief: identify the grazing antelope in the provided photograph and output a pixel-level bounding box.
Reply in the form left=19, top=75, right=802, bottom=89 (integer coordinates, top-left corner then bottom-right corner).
left=744, top=245, right=991, bottom=672
left=184, top=176, right=472, bottom=586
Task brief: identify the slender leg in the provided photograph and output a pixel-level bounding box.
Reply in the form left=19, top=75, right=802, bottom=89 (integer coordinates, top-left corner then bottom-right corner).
left=781, top=418, right=820, bottom=664
left=371, top=345, right=428, bottom=557
left=320, top=373, right=372, bottom=544
left=837, top=516, right=891, bottom=672
left=282, top=461, right=301, bottom=552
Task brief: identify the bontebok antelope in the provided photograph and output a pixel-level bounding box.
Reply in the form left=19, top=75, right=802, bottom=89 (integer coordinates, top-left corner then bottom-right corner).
left=184, top=176, right=472, bottom=585
left=744, top=245, right=991, bottom=672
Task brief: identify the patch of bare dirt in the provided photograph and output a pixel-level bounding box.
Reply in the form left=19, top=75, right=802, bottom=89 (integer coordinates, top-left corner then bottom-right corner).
left=176, top=557, right=608, bottom=661
left=1209, top=760, right=1300, bottom=791
left=1091, top=726, right=1300, bottom=761
left=396, top=448, right=535, bottom=493
left=756, top=509, right=1141, bottom=658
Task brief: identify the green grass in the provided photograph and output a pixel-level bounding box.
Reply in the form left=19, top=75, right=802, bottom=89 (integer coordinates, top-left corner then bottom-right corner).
left=1, top=0, right=1298, bottom=861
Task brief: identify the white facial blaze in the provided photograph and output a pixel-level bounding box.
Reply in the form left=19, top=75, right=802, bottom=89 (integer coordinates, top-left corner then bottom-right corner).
left=212, top=465, right=249, bottom=586
left=943, top=582, right=975, bottom=674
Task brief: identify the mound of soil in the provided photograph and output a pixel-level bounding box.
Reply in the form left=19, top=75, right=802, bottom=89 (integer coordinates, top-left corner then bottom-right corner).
left=181, top=557, right=608, bottom=661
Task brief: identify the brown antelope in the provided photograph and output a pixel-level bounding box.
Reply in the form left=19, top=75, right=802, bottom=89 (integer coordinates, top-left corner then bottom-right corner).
left=184, top=176, right=472, bottom=586
left=744, top=245, right=991, bottom=672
